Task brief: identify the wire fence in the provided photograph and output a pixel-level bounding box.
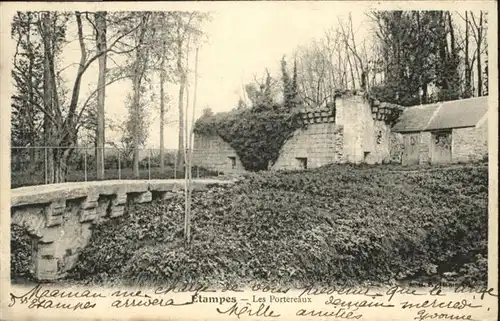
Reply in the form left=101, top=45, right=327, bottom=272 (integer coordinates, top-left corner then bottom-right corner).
left=11, top=146, right=222, bottom=188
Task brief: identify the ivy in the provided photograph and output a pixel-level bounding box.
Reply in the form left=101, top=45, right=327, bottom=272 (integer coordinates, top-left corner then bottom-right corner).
left=194, top=104, right=303, bottom=171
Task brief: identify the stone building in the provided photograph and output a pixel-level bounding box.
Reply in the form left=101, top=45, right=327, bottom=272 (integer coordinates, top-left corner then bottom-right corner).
left=191, top=134, right=245, bottom=173
left=391, top=96, right=489, bottom=165
left=192, top=94, right=489, bottom=173
left=273, top=92, right=403, bottom=169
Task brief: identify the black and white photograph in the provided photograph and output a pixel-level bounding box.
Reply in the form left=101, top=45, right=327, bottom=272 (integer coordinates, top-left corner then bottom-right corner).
left=1, top=2, right=497, bottom=321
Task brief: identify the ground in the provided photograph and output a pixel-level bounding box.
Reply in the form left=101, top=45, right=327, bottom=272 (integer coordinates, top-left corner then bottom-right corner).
left=11, top=162, right=488, bottom=288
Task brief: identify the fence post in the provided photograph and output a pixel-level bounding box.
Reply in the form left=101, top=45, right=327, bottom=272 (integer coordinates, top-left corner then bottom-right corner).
left=84, top=147, right=88, bottom=182
left=118, top=152, right=121, bottom=180
left=44, top=147, right=48, bottom=185
left=148, top=148, right=151, bottom=181
left=197, top=164, right=199, bottom=179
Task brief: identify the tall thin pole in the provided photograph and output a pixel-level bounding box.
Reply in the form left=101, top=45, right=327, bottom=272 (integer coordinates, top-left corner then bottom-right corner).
left=84, top=148, right=87, bottom=182
left=183, top=35, right=191, bottom=245
left=118, top=151, right=121, bottom=180
left=148, top=148, right=151, bottom=180
left=44, top=147, right=48, bottom=185
left=187, top=47, right=199, bottom=244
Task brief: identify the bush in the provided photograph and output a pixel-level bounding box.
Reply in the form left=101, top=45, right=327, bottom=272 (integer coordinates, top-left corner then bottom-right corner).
left=11, top=224, right=33, bottom=280
left=194, top=104, right=303, bottom=171
left=64, top=163, right=488, bottom=287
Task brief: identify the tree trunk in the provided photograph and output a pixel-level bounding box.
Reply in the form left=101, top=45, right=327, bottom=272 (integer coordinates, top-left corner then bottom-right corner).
left=132, top=71, right=141, bottom=179
left=476, top=13, right=483, bottom=97
left=346, top=43, right=356, bottom=90
left=464, top=12, right=471, bottom=98
left=160, top=40, right=166, bottom=173
left=422, top=82, right=428, bottom=104
left=160, top=77, right=165, bottom=173
left=95, top=11, right=107, bottom=180
left=131, top=15, right=149, bottom=179
left=177, top=42, right=186, bottom=170
left=41, top=12, right=56, bottom=184
left=26, top=14, right=36, bottom=172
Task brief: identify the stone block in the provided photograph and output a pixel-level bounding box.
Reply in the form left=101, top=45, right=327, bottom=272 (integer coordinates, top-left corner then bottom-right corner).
left=82, top=193, right=99, bottom=209
left=131, top=191, right=152, bottom=204
left=158, top=191, right=177, bottom=200
left=45, top=214, right=64, bottom=228
left=61, top=253, right=80, bottom=273
left=110, top=205, right=125, bottom=218
left=44, top=199, right=66, bottom=227
left=46, top=199, right=66, bottom=215
left=112, top=192, right=127, bottom=206
left=37, top=242, right=57, bottom=258
left=34, top=257, right=58, bottom=281
left=40, top=226, right=63, bottom=244
left=80, top=207, right=97, bottom=223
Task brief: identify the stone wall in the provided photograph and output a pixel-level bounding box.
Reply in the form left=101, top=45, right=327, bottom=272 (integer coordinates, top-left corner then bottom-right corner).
left=397, top=132, right=433, bottom=165
left=363, top=120, right=393, bottom=164
left=335, top=95, right=365, bottom=163
left=336, top=94, right=393, bottom=164
left=452, top=121, right=488, bottom=162
left=389, top=132, right=404, bottom=163
left=192, top=134, right=246, bottom=173
left=272, top=123, right=343, bottom=170
left=420, top=132, right=432, bottom=164
left=11, top=179, right=234, bottom=281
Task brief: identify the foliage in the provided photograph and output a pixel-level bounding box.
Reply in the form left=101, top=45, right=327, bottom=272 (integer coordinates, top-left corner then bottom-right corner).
left=369, top=11, right=481, bottom=106
left=10, top=224, right=33, bottom=280
left=60, top=163, right=488, bottom=287
left=194, top=105, right=302, bottom=171
left=281, top=56, right=300, bottom=109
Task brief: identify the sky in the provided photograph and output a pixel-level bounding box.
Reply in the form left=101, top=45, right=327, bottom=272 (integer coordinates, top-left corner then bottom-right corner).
left=4, top=2, right=494, bottom=150
left=57, top=7, right=370, bottom=150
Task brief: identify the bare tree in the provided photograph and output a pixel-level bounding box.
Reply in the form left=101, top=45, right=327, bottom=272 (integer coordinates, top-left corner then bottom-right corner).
left=129, top=12, right=152, bottom=178
left=95, top=11, right=107, bottom=180
left=171, top=12, right=207, bottom=170
left=468, top=11, right=486, bottom=96
left=13, top=11, right=145, bottom=183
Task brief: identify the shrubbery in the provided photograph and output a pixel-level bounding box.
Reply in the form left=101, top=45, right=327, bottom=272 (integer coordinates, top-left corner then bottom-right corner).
left=194, top=104, right=303, bottom=171
left=63, top=163, right=488, bottom=287
left=11, top=224, right=32, bottom=280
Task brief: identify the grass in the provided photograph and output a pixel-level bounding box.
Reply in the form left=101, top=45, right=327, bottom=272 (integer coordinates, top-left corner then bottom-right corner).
left=56, top=162, right=489, bottom=288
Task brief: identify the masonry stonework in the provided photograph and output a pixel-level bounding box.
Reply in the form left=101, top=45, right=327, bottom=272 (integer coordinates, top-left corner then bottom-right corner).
left=420, top=132, right=432, bottom=164
left=390, top=132, right=404, bottom=163
left=272, top=123, right=343, bottom=170
left=336, top=94, right=396, bottom=164
left=192, top=134, right=245, bottom=173
left=11, top=179, right=234, bottom=281
left=452, top=120, right=488, bottom=163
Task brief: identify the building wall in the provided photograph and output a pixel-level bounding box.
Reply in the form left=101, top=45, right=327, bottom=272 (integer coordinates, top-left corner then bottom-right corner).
left=390, top=132, right=404, bottom=163
left=420, top=132, right=432, bottom=164
left=452, top=121, right=488, bottom=162
left=364, top=120, right=393, bottom=164
left=397, top=132, right=432, bottom=165
left=192, top=134, right=246, bottom=173
left=272, top=123, right=343, bottom=170
left=336, top=94, right=393, bottom=164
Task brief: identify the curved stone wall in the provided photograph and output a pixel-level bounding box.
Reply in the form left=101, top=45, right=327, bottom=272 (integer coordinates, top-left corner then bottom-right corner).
left=10, top=179, right=233, bottom=281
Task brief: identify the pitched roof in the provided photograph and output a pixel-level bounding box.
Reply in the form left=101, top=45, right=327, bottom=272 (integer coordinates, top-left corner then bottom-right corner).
left=425, top=96, right=489, bottom=131
left=391, top=103, right=441, bottom=133
left=391, top=96, right=489, bottom=132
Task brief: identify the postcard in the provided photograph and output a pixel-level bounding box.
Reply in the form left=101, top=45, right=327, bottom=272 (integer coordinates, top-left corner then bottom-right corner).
left=0, top=1, right=497, bottom=321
